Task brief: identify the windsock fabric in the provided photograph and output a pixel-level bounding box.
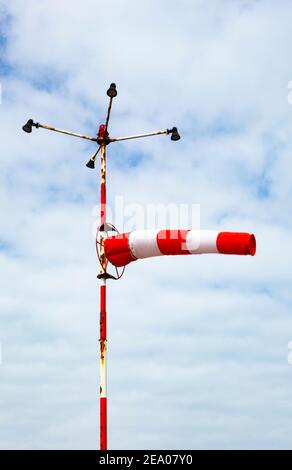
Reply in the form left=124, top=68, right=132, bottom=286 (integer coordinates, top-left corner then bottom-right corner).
left=104, top=230, right=256, bottom=268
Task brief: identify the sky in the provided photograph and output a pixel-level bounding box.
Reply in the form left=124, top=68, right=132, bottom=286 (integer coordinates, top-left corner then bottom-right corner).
left=1, top=0, right=292, bottom=450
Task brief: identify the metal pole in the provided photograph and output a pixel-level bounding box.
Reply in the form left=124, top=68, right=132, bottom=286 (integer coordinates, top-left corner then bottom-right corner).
left=99, top=141, right=107, bottom=450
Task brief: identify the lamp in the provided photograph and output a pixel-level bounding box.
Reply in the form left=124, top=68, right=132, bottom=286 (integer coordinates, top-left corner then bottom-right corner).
left=107, top=83, right=117, bottom=98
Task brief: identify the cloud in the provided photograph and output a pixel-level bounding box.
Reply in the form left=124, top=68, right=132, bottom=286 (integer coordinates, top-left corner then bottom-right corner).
left=0, top=0, right=292, bottom=450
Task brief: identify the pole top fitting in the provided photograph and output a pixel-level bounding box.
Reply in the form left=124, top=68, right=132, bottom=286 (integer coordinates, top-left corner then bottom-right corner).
left=97, top=124, right=110, bottom=144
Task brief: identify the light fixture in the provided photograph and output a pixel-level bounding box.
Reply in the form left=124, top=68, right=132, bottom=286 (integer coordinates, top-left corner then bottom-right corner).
left=106, top=83, right=117, bottom=98
left=86, top=158, right=95, bottom=169
left=22, top=119, right=39, bottom=133
left=22, top=119, right=34, bottom=133
left=170, top=127, right=180, bottom=141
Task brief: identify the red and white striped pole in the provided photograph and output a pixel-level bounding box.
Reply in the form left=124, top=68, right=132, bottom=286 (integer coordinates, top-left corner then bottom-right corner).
left=99, top=139, right=107, bottom=450
left=21, top=83, right=184, bottom=451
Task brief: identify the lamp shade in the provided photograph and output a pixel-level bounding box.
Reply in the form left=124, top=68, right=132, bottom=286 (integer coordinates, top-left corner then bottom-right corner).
left=107, top=83, right=117, bottom=98
left=22, top=119, right=34, bottom=133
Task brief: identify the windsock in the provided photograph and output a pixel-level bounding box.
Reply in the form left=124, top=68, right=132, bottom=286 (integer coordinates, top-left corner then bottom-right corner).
left=104, top=230, right=256, bottom=268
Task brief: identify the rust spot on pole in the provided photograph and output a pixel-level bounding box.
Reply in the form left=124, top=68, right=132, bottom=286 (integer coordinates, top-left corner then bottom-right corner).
left=100, top=339, right=106, bottom=361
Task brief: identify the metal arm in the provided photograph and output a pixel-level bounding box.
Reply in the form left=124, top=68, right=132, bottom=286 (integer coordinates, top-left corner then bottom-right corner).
left=39, top=123, right=97, bottom=141
left=105, top=98, right=113, bottom=131
left=37, top=123, right=98, bottom=142
left=109, top=127, right=180, bottom=143
left=22, top=119, right=97, bottom=142
left=109, top=129, right=169, bottom=143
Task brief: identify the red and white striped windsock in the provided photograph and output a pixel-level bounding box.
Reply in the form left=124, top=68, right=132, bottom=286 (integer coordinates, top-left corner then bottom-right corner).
left=104, top=229, right=256, bottom=268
